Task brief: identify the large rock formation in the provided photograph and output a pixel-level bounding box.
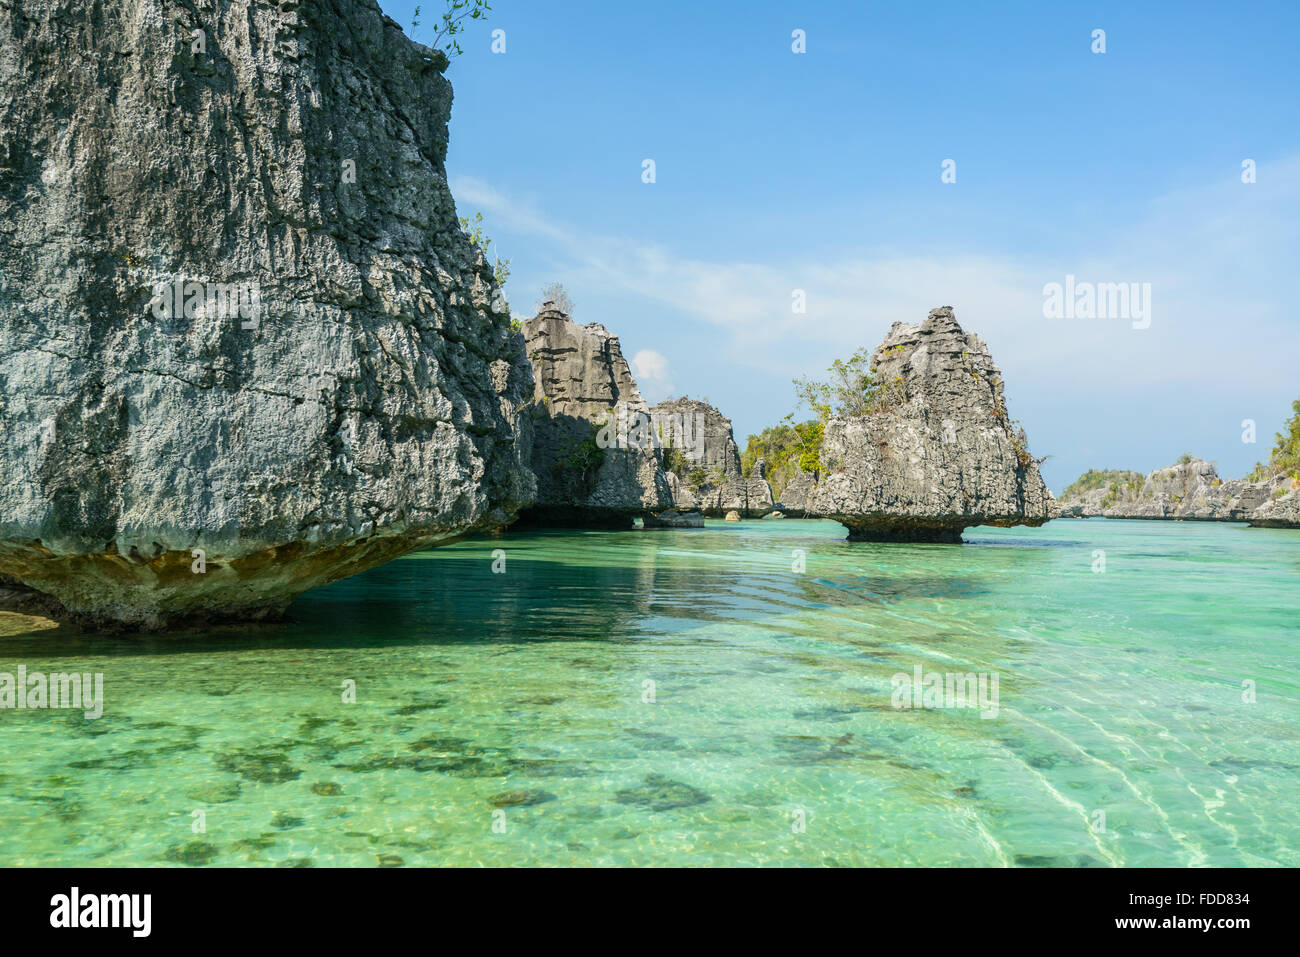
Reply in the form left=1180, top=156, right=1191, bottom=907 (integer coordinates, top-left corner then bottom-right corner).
left=1055, top=459, right=1299, bottom=526
left=0, top=0, right=534, bottom=627
left=517, top=304, right=671, bottom=527
left=802, top=307, right=1054, bottom=541
left=649, top=397, right=774, bottom=518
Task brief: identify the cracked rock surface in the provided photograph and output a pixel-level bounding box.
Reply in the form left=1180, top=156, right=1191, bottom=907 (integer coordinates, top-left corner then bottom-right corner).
left=0, top=0, right=534, bottom=627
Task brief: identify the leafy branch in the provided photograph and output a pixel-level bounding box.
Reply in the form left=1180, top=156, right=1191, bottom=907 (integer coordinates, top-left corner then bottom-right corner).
left=414, top=1, right=492, bottom=59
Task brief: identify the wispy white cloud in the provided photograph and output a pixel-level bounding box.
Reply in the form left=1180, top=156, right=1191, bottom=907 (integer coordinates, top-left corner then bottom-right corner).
left=452, top=156, right=1300, bottom=394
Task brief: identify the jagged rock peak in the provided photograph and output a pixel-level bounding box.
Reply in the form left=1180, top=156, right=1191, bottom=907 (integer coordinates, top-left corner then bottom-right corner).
left=522, top=306, right=646, bottom=414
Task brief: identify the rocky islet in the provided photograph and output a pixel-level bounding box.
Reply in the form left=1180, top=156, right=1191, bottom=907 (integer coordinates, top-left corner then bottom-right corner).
left=779, top=307, right=1055, bottom=542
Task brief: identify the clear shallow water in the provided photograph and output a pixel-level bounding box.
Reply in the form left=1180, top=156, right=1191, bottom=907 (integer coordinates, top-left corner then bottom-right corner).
left=1, top=518, right=1297, bottom=867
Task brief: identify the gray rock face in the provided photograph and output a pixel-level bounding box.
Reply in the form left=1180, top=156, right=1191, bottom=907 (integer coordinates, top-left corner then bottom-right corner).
left=517, top=305, right=671, bottom=527
left=1250, top=485, right=1300, bottom=527
left=0, top=0, right=534, bottom=627
left=804, top=307, right=1054, bottom=541
left=775, top=467, right=817, bottom=517
left=1056, top=459, right=1298, bottom=526
left=650, top=397, right=774, bottom=518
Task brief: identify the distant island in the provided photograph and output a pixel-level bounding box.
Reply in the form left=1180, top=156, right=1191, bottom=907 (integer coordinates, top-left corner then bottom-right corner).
left=1055, top=407, right=1300, bottom=527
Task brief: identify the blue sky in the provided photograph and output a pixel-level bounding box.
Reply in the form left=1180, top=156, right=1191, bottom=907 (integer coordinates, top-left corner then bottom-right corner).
left=380, top=0, right=1300, bottom=491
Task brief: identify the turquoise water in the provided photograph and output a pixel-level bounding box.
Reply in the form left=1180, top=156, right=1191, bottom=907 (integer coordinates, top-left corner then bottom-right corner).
left=1, top=518, right=1297, bottom=867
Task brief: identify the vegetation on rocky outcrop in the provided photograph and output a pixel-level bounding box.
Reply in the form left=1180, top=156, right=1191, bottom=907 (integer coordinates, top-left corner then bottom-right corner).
left=1055, top=452, right=1299, bottom=526
left=1055, top=399, right=1300, bottom=528
left=536, top=282, right=576, bottom=316
left=1061, top=469, right=1145, bottom=502
left=1247, top=398, right=1300, bottom=481
left=552, top=427, right=606, bottom=483
left=459, top=211, right=511, bottom=289
left=649, top=396, right=774, bottom=517
left=743, top=340, right=910, bottom=501
left=740, top=418, right=823, bottom=500
left=793, top=347, right=896, bottom=421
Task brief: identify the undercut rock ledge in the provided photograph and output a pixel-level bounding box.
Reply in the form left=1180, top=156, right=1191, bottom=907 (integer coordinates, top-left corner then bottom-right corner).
left=0, top=0, right=535, bottom=628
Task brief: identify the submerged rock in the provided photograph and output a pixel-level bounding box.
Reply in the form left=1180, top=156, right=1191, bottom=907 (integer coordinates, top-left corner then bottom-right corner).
left=805, top=307, right=1054, bottom=541
left=517, top=305, right=671, bottom=527
left=0, top=1, right=534, bottom=627
left=643, top=510, right=704, bottom=528
left=614, top=773, right=712, bottom=812
left=163, top=841, right=220, bottom=867
left=487, top=788, right=556, bottom=808
left=186, top=781, right=242, bottom=805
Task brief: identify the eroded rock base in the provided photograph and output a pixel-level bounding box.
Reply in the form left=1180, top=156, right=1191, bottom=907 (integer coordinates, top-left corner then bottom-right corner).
left=0, top=529, right=465, bottom=631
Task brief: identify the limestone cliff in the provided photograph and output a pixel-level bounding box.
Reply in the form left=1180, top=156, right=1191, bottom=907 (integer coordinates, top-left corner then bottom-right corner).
left=649, top=397, right=774, bottom=518
left=517, top=305, right=671, bottom=526
left=774, top=467, right=817, bottom=517
left=0, top=0, right=535, bottom=627
left=804, top=307, right=1054, bottom=541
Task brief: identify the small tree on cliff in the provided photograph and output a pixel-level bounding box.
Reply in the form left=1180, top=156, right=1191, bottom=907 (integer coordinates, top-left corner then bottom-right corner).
left=793, top=347, right=883, bottom=422
left=413, top=2, right=493, bottom=58
left=537, top=282, right=575, bottom=316
left=458, top=211, right=510, bottom=287
left=458, top=211, right=515, bottom=329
